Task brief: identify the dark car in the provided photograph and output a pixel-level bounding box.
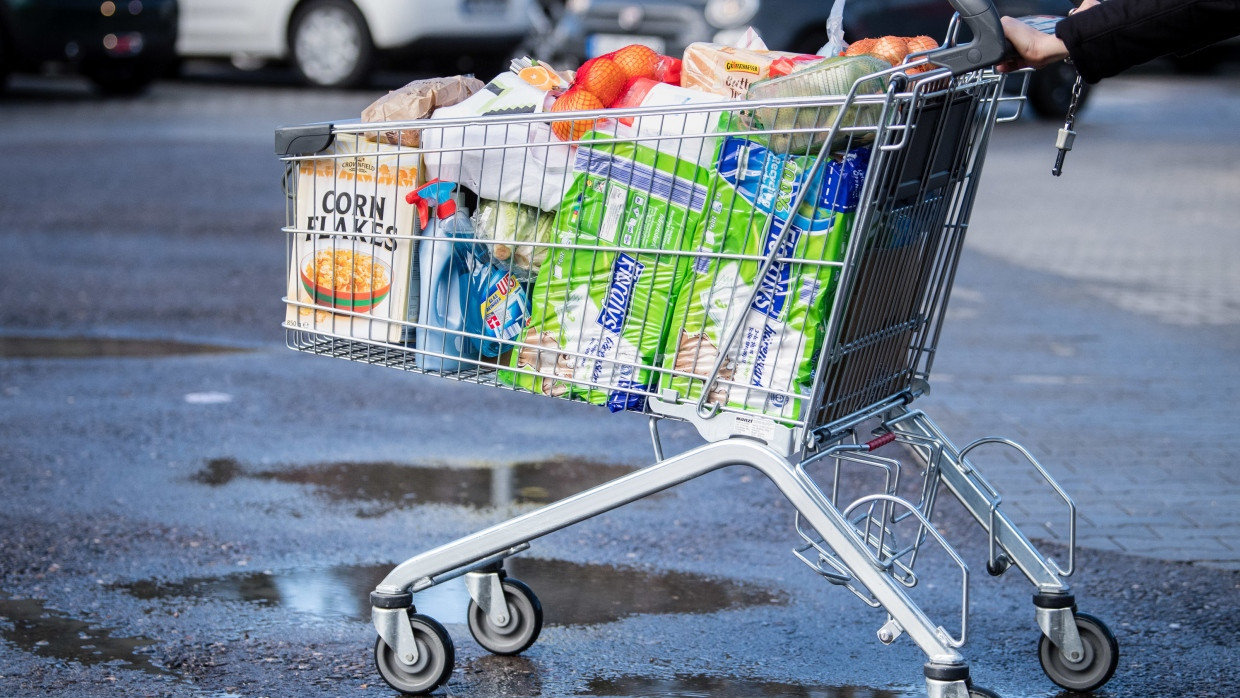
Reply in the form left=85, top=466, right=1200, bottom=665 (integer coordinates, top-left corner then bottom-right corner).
left=535, top=0, right=1084, bottom=119
left=0, top=0, right=179, bottom=95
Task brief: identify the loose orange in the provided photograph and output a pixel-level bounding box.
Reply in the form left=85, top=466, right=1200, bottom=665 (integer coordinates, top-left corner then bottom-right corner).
left=611, top=44, right=659, bottom=81
left=573, top=56, right=627, bottom=107
left=550, top=88, right=605, bottom=141
left=518, top=64, right=565, bottom=91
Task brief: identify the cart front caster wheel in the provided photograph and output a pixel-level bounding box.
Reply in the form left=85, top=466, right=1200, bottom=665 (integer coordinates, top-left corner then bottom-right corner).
left=467, top=577, right=543, bottom=655
left=1038, top=612, right=1119, bottom=692
left=374, top=613, right=455, bottom=695
left=969, top=687, right=1001, bottom=698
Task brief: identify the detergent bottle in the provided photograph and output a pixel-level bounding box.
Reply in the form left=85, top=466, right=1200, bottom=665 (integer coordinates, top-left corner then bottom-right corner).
left=407, top=180, right=528, bottom=371
left=408, top=180, right=473, bottom=372
left=463, top=249, right=528, bottom=360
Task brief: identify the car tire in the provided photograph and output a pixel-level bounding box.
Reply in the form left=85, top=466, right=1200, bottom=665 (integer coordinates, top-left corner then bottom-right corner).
left=1026, top=62, right=1089, bottom=120
left=289, top=0, right=374, bottom=89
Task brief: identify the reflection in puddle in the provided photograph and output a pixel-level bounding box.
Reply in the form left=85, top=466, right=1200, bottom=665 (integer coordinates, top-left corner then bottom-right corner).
left=0, top=597, right=166, bottom=675
left=115, top=558, right=783, bottom=627
left=194, top=457, right=640, bottom=513
left=580, top=674, right=914, bottom=697
left=0, top=336, right=246, bottom=358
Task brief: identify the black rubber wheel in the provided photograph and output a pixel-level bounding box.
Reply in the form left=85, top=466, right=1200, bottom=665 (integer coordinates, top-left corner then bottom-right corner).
left=969, top=687, right=1001, bottom=698
left=1026, top=62, right=1090, bottom=120
left=288, top=0, right=374, bottom=89
left=467, top=578, right=543, bottom=656
left=374, top=613, right=455, bottom=695
left=1038, top=612, right=1119, bottom=693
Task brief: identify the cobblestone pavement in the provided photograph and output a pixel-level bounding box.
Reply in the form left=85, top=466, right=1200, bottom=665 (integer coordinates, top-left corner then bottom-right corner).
left=927, top=74, right=1240, bottom=570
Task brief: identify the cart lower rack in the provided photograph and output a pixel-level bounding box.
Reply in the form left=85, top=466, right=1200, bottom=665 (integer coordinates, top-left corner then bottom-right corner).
left=275, top=3, right=1118, bottom=695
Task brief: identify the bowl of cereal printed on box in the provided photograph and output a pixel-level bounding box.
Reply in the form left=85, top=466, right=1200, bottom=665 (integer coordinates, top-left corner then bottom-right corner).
left=300, top=250, right=392, bottom=313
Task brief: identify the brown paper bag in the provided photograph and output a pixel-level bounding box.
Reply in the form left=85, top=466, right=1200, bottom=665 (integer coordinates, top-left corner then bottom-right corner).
left=361, top=75, right=485, bottom=147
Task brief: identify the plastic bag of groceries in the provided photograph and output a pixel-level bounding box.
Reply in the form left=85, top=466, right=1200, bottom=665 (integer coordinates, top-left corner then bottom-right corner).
left=472, top=199, right=556, bottom=281
left=499, top=131, right=715, bottom=412
left=662, top=139, right=871, bottom=422
left=420, top=72, right=574, bottom=212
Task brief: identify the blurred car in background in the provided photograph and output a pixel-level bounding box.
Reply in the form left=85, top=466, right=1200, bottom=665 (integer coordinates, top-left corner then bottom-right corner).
left=0, top=0, right=178, bottom=95
left=534, top=0, right=1087, bottom=119
left=177, top=0, right=537, bottom=89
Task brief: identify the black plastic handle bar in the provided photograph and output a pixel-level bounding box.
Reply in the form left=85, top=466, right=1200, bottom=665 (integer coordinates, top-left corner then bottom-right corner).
left=929, top=0, right=1010, bottom=74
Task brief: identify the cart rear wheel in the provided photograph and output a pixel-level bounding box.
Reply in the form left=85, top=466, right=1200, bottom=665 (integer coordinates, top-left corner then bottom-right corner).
left=374, top=613, right=454, bottom=695
left=467, top=578, right=543, bottom=656
left=1038, top=612, right=1119, bottom=692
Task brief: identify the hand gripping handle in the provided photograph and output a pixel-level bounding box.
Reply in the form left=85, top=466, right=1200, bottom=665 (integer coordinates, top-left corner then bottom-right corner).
left=927, top=0, right=1009, bottom=74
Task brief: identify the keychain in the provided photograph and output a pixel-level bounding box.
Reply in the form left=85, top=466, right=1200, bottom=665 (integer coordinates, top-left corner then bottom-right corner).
left=1052, top=68, right=1084, bottom=176
left=1011, top=15, right=1085, bottom=176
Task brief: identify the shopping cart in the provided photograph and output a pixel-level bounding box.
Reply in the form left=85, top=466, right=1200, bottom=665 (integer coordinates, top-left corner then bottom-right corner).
left=275, top=1, right=1118, bottom=695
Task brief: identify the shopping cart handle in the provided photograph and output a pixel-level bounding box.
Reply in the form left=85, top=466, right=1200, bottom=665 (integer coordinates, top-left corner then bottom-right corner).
left=275, top=122, right=335, bottom=156
left=930, top=0, right=1008, bottom=74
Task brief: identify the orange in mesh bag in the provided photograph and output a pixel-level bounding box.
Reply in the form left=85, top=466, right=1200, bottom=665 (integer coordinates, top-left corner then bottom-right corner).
left=547, top=43, right=683, bottom=141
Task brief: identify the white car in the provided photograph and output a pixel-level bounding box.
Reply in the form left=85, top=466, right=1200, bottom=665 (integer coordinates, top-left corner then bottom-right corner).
left=177, top=0, right=536, bottom=88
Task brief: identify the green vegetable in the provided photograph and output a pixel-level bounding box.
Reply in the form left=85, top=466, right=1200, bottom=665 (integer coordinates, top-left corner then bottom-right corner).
left=472, top=200, right=556, bottom=281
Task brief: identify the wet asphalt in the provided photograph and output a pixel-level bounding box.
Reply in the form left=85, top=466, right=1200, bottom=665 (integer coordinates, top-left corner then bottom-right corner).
left=1, top=69, right=1238, bottom=697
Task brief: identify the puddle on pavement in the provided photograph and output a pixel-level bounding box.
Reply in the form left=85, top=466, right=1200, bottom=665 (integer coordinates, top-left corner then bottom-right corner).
left=580, top=674, right=915, bottom=697
left=0, top=335, right=247, bottom=359
left=193, top=457, right=247, bottom=486
left=114, top=558, right=784, bottom=627
left=194, top=457, right=641, bottom=513
left=0, top=597, right=166, bottom=675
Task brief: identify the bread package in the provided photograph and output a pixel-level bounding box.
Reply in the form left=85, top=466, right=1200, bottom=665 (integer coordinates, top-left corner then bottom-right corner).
left=681, top=43, right=804, bottom=99
left=361, top=75, right=485, bottom=147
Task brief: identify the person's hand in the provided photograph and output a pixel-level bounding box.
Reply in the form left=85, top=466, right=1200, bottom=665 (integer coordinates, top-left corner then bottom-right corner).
left=996, top=0, right=1099, bottom=72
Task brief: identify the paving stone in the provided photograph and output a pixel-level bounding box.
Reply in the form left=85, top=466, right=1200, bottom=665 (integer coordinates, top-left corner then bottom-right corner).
left=922, top=77, right=1240, bottom=567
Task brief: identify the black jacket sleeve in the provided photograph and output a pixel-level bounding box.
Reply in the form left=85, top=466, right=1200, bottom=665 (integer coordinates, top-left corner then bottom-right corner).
left=1055, top=0, right=1240, bottom=83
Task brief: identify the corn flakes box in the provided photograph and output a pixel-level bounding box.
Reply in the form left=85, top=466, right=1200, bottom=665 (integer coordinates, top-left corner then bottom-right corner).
left=285, top=132, right=422, bottom=343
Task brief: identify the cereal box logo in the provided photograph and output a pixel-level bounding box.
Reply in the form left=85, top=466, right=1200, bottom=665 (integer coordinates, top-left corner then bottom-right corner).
left=597, top=253, right=644, bottom=334
left=725, top=61, right=761, bottom=75
left=339, top=158, right=376, bottom=176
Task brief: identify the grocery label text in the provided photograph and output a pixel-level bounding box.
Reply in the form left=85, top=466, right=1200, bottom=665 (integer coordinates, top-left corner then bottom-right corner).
left=751, top=225, right=802, bottom=320
left=751, top=324, right=779, bottom=386
left=597, top=253, right=645, bottom=334
left=725, top=61, right=761, bottom=75
left=304, top=189, right=398, bottom=250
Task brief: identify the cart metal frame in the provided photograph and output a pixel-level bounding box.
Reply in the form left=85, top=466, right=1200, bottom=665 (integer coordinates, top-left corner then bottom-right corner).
left=275, top=2, right=1119, bottom=695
